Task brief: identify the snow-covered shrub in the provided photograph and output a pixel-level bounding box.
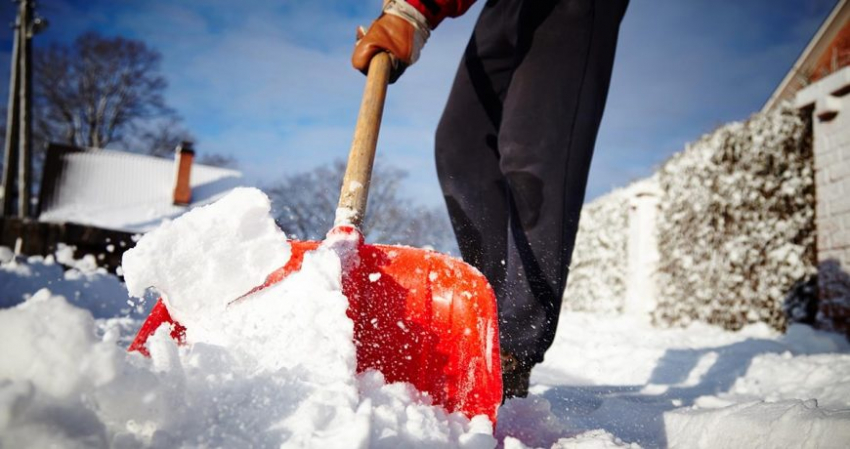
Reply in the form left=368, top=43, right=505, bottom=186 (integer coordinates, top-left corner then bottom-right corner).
left=563, top=187, right=629, bottom=313
left=654, top=104, right=815, bottom=331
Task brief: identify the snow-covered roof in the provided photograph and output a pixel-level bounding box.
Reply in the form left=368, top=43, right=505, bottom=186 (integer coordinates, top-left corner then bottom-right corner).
left=38, top=144, right=243, bottom=234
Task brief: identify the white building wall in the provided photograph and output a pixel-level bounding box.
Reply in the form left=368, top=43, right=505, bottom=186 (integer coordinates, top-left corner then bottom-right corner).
left=796, top=67, right=850, bottom=336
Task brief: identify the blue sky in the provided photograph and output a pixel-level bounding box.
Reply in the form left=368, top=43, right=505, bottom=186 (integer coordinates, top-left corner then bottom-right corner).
left=0, top=0, right=838, bottom=206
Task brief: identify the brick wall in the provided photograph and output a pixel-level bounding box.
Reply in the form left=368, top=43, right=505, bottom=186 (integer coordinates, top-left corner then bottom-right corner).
left=797, top=67, right=850, bottom=336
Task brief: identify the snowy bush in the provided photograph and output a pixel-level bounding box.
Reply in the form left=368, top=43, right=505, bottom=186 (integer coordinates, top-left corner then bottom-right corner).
left=563, top=187, right=629, bottom=313
left=653, top=104, right=815, bottom=331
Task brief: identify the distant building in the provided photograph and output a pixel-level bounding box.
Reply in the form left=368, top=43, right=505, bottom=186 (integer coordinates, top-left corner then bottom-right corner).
left=790, top=0, right=850, bottom=337
left=38, top=142, right=242, bottom=234
left=0, top=142, right=243, bottom=270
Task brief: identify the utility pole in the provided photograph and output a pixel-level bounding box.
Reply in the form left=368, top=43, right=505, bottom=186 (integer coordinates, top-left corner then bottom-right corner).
left=17, top=0, right=33, bottom=218
left=0, top=0, right=46, bottom=218
left=1, top=2, right=22, bottom=216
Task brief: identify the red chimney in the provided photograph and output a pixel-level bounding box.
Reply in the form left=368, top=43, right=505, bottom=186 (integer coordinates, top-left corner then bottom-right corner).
left=173, top=141, right=194, bottom=205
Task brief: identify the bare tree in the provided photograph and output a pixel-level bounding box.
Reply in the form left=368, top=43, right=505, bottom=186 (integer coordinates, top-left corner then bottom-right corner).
left=136, top=118, right=195, bottom=158
left=266, top=160, right=456, bottom=253
left=265, top=161, right=345, bottom=241
left=34, top=32, right=172, bottom=149
left=31, top=32, right=237, bottom=169
left=197, top=152, right=238, bottom=169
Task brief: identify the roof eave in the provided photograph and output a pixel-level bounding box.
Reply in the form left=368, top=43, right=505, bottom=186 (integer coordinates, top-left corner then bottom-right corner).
left=762, top=0, right=849, bottom=112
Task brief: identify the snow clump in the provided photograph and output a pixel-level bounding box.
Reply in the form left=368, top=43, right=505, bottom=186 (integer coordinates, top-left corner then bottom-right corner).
left=122, top=187, right=292, bottom=343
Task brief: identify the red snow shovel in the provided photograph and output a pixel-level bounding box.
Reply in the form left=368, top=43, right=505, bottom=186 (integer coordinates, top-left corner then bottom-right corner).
left=128, top=53, right=503, bottom=422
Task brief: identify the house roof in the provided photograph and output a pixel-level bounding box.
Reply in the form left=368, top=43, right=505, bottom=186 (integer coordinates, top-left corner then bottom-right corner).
left=763, top=0, right=849, bottom=111
left=38, top=144, right=243, bottom=234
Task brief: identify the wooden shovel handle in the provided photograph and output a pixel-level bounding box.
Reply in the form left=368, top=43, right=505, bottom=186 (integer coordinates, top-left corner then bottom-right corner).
left=336, top=52, right=392, bottom=228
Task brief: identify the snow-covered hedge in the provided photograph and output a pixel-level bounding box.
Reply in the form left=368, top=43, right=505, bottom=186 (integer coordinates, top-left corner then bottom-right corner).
left=563, top=187, right=629, bottom=313
left=653, top=104, right=815, bottom=331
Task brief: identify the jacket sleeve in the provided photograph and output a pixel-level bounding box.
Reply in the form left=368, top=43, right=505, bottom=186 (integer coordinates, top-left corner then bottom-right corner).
left=404, top=0, right=477, bottom=28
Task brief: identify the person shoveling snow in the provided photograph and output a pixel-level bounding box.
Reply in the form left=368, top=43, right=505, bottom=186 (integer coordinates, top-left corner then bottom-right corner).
left=123, top=0, right=631, bottom=440
left=133, top=0, right=630, bottom=420
left=352, top=0, right=629, bottom=398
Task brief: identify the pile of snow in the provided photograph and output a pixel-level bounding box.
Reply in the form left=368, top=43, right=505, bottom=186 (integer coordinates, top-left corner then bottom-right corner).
left=525, top=313, right=850, bottom=448
left=664, top=400, right=850, bottom=448
left=121, top=188, right=292, bottom=345
left=0, top=243, right=149, bottom=319
left=0, top=187, right=495, bottom=448
left=563, top=186, right=629, bottom=314
left=654, top=103, right=815, bottom=331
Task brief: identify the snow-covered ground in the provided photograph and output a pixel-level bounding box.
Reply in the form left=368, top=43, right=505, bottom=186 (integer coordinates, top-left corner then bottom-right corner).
left=507, top=314, right=850, bottom=448
left=1, top=188, right=849, bottom=448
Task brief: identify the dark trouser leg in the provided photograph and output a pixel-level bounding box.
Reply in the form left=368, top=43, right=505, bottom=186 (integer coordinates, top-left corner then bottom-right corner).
left=438, top=0, right=628, bottom=367
left=436, top=1, right=521, bottom=301
left=499, top=0, right=628, bottom=365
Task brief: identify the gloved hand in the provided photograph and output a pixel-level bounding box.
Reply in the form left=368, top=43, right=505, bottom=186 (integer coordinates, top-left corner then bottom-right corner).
left=352, top=0, right=431, bottom=83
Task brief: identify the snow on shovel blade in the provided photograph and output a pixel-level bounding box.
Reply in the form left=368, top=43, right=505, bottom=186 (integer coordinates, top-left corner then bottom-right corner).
left=129, top=232, right=503, bottom=423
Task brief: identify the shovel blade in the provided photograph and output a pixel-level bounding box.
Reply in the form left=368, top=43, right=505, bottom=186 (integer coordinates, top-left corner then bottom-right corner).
left=129, top=240, right=503, bottom=422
